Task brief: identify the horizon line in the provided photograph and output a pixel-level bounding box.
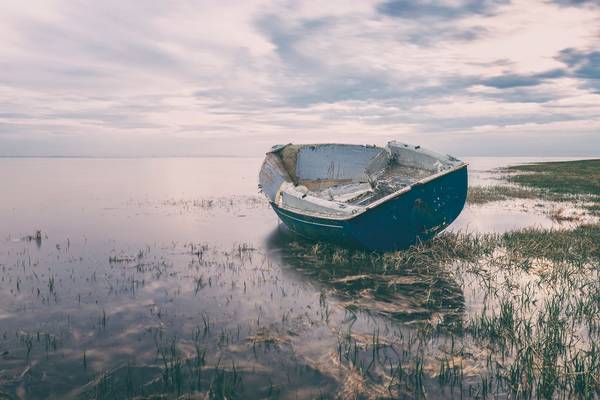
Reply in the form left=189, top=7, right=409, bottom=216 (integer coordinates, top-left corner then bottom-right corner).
left=1, top=154, right=600, bottom=160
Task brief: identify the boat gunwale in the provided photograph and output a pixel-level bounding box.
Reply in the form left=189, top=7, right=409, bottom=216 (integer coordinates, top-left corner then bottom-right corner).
left=271, top=162, right=468, bottom=221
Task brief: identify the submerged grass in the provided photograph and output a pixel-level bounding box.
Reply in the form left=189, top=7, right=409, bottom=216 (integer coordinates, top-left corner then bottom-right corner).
left=2, top=159, right=600, bottom=399
left=278, top=159, right=600, bottom=398
left=282, top=221, right=600, bottom=398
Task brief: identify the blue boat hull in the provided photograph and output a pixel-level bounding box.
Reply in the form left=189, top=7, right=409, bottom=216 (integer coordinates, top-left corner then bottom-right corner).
left=270, top=165, right=467, bottom=251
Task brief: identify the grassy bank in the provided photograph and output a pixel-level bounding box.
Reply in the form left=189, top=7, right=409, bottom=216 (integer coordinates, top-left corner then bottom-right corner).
left=507, top=159, right=600, bottom=197
left=468, top=159, right=600, bottom=220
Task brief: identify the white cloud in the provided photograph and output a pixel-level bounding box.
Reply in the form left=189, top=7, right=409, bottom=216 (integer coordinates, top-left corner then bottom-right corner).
left=0, top=0, right=599, bottom=156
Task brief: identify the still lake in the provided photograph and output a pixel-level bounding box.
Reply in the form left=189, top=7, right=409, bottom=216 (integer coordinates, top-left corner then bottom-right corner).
left=0, top=156, right=586, bottom=399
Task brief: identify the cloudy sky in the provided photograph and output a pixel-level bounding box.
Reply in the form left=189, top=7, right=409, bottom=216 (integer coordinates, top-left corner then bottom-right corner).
left=1, top=0, right=600, bottom=157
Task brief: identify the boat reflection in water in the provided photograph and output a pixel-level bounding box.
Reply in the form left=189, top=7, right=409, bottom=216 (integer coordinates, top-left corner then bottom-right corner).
left=266, top=226, right=465, bottom=332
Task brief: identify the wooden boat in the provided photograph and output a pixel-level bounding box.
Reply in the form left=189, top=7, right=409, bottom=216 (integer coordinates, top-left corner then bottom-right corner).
left=259, top=141, right=468, bottom=251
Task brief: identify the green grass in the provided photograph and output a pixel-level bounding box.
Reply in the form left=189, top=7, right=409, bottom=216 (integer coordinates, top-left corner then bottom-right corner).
left=506, top=159, right=600, bottom=197
left=502, top=223, right=600, bottom=262
left=467, top=185, right=539, bottom=204
left=586, top=203, right=600, bottom=216
left=469, top=160, right=600, bottom=218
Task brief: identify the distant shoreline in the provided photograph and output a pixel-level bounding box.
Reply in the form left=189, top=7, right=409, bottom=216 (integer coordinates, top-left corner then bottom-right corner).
left=1, top=155, right=599, bottom=160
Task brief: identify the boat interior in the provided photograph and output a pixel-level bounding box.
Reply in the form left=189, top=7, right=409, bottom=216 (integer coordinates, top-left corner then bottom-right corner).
left=264, top=142, right=463, bottom=217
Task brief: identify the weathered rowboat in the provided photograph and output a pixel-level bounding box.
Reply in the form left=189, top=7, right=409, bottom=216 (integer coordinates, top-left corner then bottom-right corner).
left=259, top=141, right=468, bottom=251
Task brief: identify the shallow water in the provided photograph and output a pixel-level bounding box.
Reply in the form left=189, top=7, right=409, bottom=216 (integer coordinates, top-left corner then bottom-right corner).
left=452, top=156, right=597, bottom=233
left=0, top=156, right=591, bottom=399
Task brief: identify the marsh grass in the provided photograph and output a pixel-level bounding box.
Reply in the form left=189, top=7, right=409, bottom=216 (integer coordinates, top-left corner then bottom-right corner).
left=282, top=220, right=600, bottom=397
left=280, top=157, right=600, bottom=399
left=2, top=159, right=600, bottom=399
left=468, top=159, right=600, bottom=209
left=468, top=185, right=539, bottom=204
left=586, top=203, right=600, bottom=217
left=506, top=159, right=600, bottom=197
left=162, top=196, right=267, bottom=212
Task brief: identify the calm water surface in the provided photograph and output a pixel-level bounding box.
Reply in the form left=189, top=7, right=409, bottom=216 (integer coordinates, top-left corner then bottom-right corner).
left=0, top=156, right=586, bottom=399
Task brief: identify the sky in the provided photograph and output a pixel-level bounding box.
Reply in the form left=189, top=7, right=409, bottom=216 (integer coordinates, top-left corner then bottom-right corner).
left=1, top=0, right=600, bottom=157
